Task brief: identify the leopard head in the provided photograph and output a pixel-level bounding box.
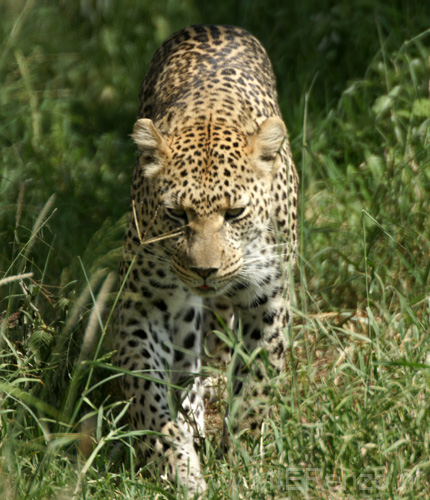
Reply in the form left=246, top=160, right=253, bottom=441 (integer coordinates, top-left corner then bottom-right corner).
left=132, top=117, right=286, bottom=296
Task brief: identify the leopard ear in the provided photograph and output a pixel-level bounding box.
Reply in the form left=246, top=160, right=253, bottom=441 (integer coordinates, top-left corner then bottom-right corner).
left=132, top=118, right=168, bottom=178
left=250, top=117, right=287, bottom=177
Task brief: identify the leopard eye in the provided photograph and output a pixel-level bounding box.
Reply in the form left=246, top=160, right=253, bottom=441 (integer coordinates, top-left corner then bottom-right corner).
left=225, top=207, right=247, bottom=222
left=166, top=207, right=187, bottom=223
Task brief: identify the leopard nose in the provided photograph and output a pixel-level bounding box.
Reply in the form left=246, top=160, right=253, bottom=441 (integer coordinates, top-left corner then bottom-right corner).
left=190, top=267, right=218, bottom=278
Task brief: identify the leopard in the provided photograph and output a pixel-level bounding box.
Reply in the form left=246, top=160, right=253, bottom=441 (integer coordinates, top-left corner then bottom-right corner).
left=115, top=24, right=299, bottom=497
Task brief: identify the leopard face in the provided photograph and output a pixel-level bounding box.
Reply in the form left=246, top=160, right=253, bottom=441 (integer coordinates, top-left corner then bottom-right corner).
left=131, top=116, right=287, bottom=296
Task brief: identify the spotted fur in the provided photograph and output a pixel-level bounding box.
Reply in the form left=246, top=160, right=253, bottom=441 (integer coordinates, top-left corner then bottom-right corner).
left=115, top=24, right=299, bottom=495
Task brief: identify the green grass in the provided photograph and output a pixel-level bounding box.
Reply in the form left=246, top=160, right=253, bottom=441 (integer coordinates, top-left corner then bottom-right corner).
left=1, top=1, right=430, bottom=498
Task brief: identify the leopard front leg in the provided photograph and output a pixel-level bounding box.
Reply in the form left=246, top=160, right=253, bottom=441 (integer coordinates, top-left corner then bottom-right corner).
left=115, top=290, right=206, bottom=496
left=224, top=265, right=290, bottom=441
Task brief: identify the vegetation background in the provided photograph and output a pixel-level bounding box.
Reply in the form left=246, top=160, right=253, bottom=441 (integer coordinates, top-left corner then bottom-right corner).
left=1, top=0, right=430, bottom=498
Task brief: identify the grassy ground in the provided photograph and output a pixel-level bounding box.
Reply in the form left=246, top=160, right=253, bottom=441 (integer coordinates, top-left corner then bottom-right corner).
left=1, top=1, right=430, bottom=498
